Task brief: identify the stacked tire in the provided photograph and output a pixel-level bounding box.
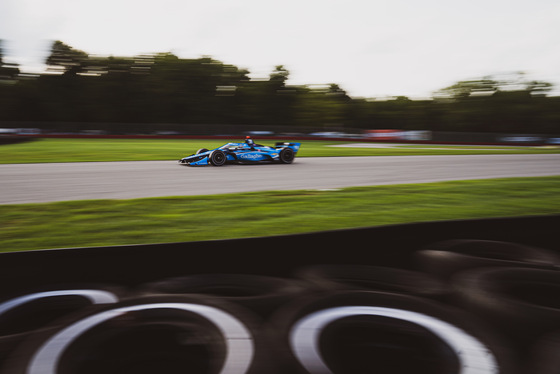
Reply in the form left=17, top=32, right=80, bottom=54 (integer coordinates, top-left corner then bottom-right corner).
left=0, top=239, right=558, bottom=373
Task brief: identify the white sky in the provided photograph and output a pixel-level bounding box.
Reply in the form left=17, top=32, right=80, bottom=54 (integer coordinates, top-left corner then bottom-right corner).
left=1, top=0, right=559, bottom=98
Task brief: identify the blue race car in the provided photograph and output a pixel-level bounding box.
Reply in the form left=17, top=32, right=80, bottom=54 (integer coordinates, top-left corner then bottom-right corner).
left=179, top=137, right=301, bottom=166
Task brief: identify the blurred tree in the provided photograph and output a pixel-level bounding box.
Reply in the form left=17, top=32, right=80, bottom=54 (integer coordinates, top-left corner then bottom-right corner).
left=0, top=40, right=20, bottom=80
left=430, top=73, right=557, bottom=133
left=293, top=85, right=348, bottom=128
left=327, top=84, right=350, bottom=100
left=434, top=78, right=498, bottom=100
left=46, top=40, right=89, bottom=76
left=493, top=72, right=552, bottom=96
left=435, top=73, right=553, bottom=100
left=1, top=41, right=558, bottom=135
left=269, top=65, right=289, bottom=88
left=244, top=65, right=297, bottom=126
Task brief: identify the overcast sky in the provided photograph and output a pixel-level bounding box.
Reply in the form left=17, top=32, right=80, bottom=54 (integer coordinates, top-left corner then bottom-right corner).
left=1, top=0, right=559, bottom=98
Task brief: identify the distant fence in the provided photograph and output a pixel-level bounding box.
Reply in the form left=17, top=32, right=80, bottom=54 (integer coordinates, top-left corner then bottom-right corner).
left=2, top=122, right=559, bottom=145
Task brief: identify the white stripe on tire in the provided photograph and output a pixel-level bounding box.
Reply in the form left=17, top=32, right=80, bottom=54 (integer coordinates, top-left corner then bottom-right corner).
left=27, top=302, right=254, bottom=374
left=290, top=306, right=498, bottom=374
left=0, top=290, right=118, bottom=316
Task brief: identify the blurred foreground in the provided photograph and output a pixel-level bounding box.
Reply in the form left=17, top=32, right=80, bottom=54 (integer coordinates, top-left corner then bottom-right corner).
left=0, top=216, right=558, bottom=373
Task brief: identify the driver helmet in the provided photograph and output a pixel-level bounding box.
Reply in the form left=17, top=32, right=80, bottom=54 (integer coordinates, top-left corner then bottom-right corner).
left=245, top=136, right=255, bottom=146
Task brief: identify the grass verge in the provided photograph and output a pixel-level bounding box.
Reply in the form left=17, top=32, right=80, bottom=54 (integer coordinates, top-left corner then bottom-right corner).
left=1, top=138, right=559, bottom=163
left=1, top=176, right=559, bottom=252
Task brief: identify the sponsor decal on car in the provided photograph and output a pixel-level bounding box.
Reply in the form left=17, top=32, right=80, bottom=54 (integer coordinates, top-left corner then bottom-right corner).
left=239, top=154, right=263, bottom=160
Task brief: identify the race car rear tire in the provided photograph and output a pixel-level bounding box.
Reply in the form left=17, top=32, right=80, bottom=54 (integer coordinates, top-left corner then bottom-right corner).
left=209, top=150, right=226, bottom=166
left=279, top=148, right=295, bottom=164
left=196, top=148, right=209, bottom=154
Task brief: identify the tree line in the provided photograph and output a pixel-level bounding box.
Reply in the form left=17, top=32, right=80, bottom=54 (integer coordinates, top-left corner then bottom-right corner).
left=0, top=40, right=559, bottom=134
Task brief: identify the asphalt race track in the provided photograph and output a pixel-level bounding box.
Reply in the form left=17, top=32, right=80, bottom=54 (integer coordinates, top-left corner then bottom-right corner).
left=1, top=154, right=560, bottom=204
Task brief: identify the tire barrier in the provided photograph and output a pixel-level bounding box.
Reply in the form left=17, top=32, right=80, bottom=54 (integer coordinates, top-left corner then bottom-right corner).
left=0, top=268, right=555, bottom=373
left=1, top=295, right=267, bottom=374
left=294, top=265, right=448, bottom=300
left=525, top=330, right=560, bottom=374
left=265, top=291, right=515, bottom=374
left=415, top=239, right=560, bottom=280
left=134, top=274, right=307, bottom=319
left=0, top=216, right=557, bottom=373
left=0, top=286, right=121, bottom=370
left=451, top=267, right=560, bottom=348
left=0, top=287, right=120, bottom=334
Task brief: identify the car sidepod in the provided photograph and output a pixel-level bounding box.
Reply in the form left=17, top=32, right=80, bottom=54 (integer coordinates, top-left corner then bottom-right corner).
left=233, top=150, right=274, bottom=163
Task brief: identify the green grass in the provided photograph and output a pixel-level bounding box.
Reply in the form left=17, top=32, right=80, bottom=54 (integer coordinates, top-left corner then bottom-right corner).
left=1, top=176, right=559, bottom=252
left=1, top=138, right=559, bottom=163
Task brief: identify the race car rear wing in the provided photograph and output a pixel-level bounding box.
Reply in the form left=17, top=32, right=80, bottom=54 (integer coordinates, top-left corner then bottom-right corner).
left=275, top=142, right=299, bottom=148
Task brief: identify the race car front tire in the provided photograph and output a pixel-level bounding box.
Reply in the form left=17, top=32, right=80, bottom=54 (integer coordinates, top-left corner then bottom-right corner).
left=279, top=148, right=295, bottom=164
left=196, top=148, right=209, bottom=154
left=209, top=150, right=226, bottom=166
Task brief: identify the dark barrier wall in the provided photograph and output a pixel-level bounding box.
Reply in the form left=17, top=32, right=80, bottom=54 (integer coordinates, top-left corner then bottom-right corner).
left=1, top=214, right=558, bottom=293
